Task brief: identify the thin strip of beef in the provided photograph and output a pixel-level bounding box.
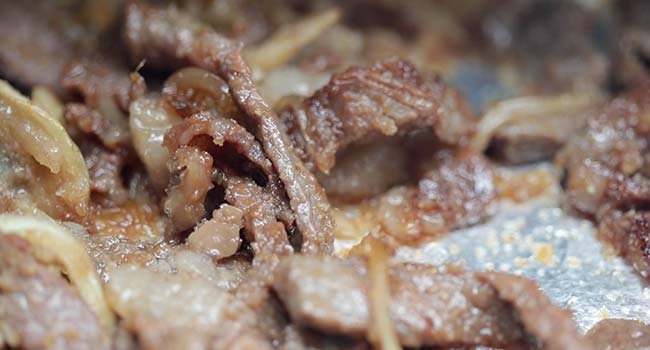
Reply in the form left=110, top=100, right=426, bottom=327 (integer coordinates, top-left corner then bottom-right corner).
left=476, top=272, right=592, bottom=350
left=125, top=1, right=333, bottom=255
left=586, top=319, right=650, bottom=350
left=597, top=209, right=650, bottom=279
left=0, top=234, right=104, bottom=350
left=558, top=80, right=650, bottom=217
left=163, top=112, right=294, bottom=256
left=273, top=255, right=589, bottom=348
left=278, top=58, right=476, bottom=173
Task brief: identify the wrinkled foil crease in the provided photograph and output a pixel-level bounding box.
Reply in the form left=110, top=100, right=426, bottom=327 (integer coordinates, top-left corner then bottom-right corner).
left=395, top=197, right=650, bottom=333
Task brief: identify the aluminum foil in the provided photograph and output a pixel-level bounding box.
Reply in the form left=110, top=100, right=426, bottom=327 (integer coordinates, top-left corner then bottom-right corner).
left=396, top=196, right=650, bottom=333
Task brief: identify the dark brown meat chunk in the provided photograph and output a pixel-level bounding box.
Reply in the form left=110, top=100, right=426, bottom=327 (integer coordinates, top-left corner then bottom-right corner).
left=377, top=153, right=496, bottom=243
left=0, top=234, right=104, bottom=350
left=488, top=103, right=595, bottom=164
left=273, top=255, right=588, bottom=349
left=278, top=58, right=476, bottom=173
left=476, top=272, right=592, bottom=350
left=558, top=81, right=650, bottom=217
left=598, top=210, right=650, bottom=280
left=586, top=319, right=650, bottom=350
left=125, top=1, right=332, bottom=254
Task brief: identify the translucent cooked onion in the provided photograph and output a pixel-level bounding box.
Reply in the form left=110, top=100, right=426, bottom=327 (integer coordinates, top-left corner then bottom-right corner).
left=31, top=85, right=64, bottom=124
left=129, top=96, right=182, bottom=192
left=470, top=93, right=601, bottom=153
left=245, top=8, right=341, bottom=74
left=367, top=236, right=401, bottom=350
left=0, top=214, right=115, bottom=339
left=0, top=80, right=90, bottom=218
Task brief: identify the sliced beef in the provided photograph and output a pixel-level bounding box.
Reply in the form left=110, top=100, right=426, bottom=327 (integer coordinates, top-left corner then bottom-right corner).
left=187, top=204, right=243, bottom=259
left=377, top=153, right=496, bottom=243
left=558, top=81, right=650, bottom=217
left=278, top=57, right=476, bottom=173
left=597, top=210, right=650, bottom=279
left=0, top=2, right=75, bottom=92
left=105, top=264, right=271, bottom=350
left=125, top=1, right=333, bottom=254
left=0, top=234, right=104, bottom=350
left=272, top=255, right=590, bottom=349
left=586, top=319, right=650, bottom=350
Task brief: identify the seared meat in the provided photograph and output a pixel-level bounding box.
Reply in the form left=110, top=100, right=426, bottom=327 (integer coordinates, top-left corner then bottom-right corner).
left=0, top=234, right=104, bottom=350
left=558, top=81, right=650, bottom=217
left=125, top=1, right=333, bottom=254
left=586, top=319, right=650, bottom=350
left=273, top=255, right=590, bottom=349
left=106, top=264, right=271, bottom=350
left=377, top=153, right=495, bottom=242
left=278, top=57, right=476, bottom=173
left=597, top=210, right=650, bottom=279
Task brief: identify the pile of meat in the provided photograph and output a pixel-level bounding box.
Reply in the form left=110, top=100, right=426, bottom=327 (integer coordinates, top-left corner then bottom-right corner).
left=2, top=0, right=650, bottom=350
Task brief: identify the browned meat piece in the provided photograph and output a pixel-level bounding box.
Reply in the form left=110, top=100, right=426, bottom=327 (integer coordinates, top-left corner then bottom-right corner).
left=272, top=255, right=589, bottom=349
left=164, top=146, right=214, bottom=234
left=187, top=204, right=243, bottom=259
left=216, top=171, right=294, bottom=258
left=0, top=234, right=104, bottom=350
left=377, top=153, right=495, bottom=242
left=558, top=81, right=650, bottom=217
left=598, top=210, right=650, bottom=279
left=106, top=264, right=272, bottom=350
left=125, top=1, right=332, bottom=254
left=62, top=60, right=131, bottom=149
left=278, top=58, right=476, bottom=173
left=476, top=272, right=592, bottom=350
left=282, top=325, right=370, bottom=350
left=488, top=102, right=595, bottom=164
left=586, top=319, right=650, bottom=350
left=83, top=144, right=129, bottom=204
left=163, top=112, right=294, bottom=257
left=0, top=2, right=75, bottom=92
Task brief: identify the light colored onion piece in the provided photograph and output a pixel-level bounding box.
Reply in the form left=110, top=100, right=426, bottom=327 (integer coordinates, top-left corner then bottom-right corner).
left=367, top=236, right=401, bottom=350
left=129, top=96, right=182, bottom=192
left=31, top=85, right=64, bottom=124
left=0, top=80, right=90, bottom=217
left=0, top=214, right=115, bottom=339
left=245, top=8, right=341, bottom=74
left=470, top=93, right=601, bottom=154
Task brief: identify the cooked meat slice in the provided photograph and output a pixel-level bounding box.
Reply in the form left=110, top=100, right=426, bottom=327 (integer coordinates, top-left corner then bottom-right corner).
left=274, top=255, right=583, bottom=348
left=377, top=153, right=495, bottom=242
left=216, top=171, right=294, bottom=258
left=597, top=210, right=650, bottom=279
left=187, top=204, right=243, bottom=259
left=0, top=234, right=104, bottom=350
left=278, top=57, right=476, bottom=173
left=105, top=264, right=271, bottom=350
left=62, top=60, right=131, bottom=149
left=487, top=98, right=597, bottom=164
left=282, top=325, right=370, bottom=350
left=586, top=319, right=650, bottom=350
left=558, top=81, right=650, bottom=216
left=164, top=146, right=214, bottom=234
left=0, top=2, right=74, bottom=92
left=125, top=1, right=332, bottom=254
left=476, top=272, right=592, bottom=350
left=83, top=143, right=129, bottom=204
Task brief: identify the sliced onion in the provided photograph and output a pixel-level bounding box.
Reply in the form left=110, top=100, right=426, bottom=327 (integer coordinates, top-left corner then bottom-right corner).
left=470, top=93, right=601, bottom=154
left=31, top=85, right=64, bottom=124
left=245, top=8, right=341, bottom=74
left=0, top=80, right=90, bottom=218
left=367, top=236, right=401, bottom=350
left=129, top=96, right=182, bottom=192
left=0, top=214, right=115, bottom=339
